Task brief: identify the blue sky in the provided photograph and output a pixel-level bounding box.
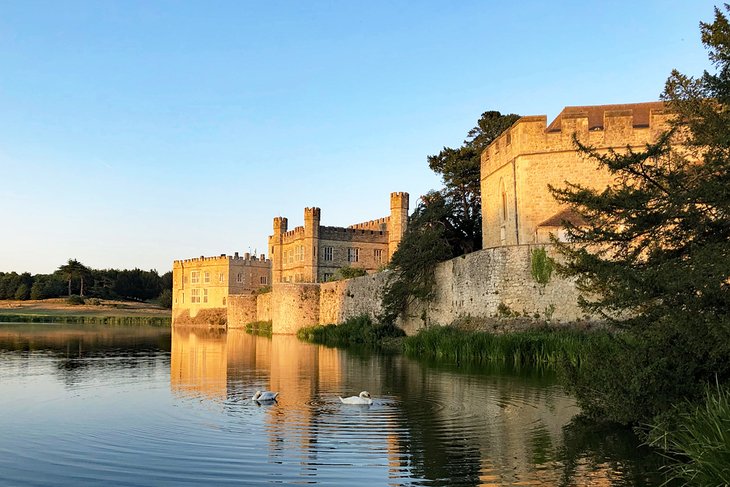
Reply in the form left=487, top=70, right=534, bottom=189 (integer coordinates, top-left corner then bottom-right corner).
left=0, top=0, right=718, bottom=274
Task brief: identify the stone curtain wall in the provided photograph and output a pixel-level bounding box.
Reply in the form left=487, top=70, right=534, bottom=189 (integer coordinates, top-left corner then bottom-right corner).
left=270, top=283, right=321, bottom=334
left=227, top=294, right=257, bottom=329
left=265, top=244, right=588, bottom=335
left=319, top=272, right=389, bottom=325
left=257, top=292, right=272, bottom=322
left=399, top=244, right=588, bottom=335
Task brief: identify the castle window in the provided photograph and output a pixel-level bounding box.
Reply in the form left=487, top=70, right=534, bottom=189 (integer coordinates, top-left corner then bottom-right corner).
left=218, top=272, right=224, bottom=283
left=374, top=249, right=383, bottom=263
left=500, top=179, right=508, bottom=222
left=222, top=297, right=226, bottom=305
left=323, top=273, right=333, bottom=282
left=348, top=248, right=359, bottom=263
left=203, top=289, right=208, bottom=304
left=191, top=288, right=200, bottom=303
left=288, top=250, right=294, bottom=264
left=260, top=276, right=267, bottom=285
left=237, top=273, right=243, bottom=283
left=203, top=272, right=210, bottom=283
left=191, top=271, right=200, bottom=284
left=323, top=247, right=333, bottom=261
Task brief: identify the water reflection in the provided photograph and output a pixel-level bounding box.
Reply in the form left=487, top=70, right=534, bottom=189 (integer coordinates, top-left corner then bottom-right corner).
left=0, top=324, right=665, bottom=486
left=169, top=329, right=665, bottom=486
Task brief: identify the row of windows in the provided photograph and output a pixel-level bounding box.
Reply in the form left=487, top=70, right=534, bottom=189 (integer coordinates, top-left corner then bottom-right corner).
left=321, top=247, right=383, bottom=264
left=185, top=271, right=267, bottom=286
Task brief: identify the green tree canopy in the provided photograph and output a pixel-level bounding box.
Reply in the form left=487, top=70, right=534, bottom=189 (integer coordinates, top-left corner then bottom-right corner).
left=551, top=6, right=730, bottom=424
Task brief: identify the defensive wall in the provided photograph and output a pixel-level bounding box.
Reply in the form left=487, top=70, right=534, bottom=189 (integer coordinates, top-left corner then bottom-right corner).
left=481, top=102, right=672, bottom=248
left=226, top=244, right=590, bottom=334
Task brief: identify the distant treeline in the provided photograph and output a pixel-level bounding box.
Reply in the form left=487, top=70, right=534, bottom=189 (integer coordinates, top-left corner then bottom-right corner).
left=0, top=259, right=172, bottom=305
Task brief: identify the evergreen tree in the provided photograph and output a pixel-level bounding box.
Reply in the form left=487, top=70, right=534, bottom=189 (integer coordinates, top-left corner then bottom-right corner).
left=551, top=6, right=730, bottom=423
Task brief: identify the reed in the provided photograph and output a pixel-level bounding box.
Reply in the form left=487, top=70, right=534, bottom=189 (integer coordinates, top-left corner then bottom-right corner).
left=297, top=315, right=405, bottom=349
left=0, top=314, right=171, bottom=327
left=403, top=326, right=608, bottom=368
left=649, top=384, right=730, bottom=486
left=244, top=320, right=273, bottom=337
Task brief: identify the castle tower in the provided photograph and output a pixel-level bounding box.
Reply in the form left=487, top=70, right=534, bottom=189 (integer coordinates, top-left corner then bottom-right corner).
left=303, top=207, right=321, bottom=282
left=388, top=192, right=409, bottom=260
left=270, top=216, right=288, bottom=284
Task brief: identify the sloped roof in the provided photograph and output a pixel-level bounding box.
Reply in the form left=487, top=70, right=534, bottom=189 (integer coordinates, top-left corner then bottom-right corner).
left=537, top=208, right=588, bottom=228
left=546, top=101, right=665, bottom=132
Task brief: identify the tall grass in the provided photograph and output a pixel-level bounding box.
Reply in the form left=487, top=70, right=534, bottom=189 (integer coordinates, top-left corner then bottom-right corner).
left=244, top=320, right=272, bottom=337
left=403, top=326, right=610, bottom=368
left=649, top=385, right=730, bottom=486
left=297, top=315, right=405, bottom=349
left=0, top=314, right=171, bottom=326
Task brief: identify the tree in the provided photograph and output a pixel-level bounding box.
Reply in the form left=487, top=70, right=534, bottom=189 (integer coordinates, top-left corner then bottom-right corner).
left=382, top=111, right=518, bottom=323
left=427, top=111, right=520, bottom=254
left=551, top=6, right=730, bottom=423
left=58, top=259, right=90, bottom=296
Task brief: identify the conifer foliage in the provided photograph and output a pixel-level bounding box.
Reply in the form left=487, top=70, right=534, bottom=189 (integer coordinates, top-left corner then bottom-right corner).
left=552, top=6, right=730, bottom=424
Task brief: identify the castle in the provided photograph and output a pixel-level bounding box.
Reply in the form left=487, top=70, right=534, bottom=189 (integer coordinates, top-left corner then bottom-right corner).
left=481, top=102, right=671, bottom=247
left=268, top=192, right=409, bottom=284
left=172, top=252, right=271, bottom=325
left=172, top=101, right=676, bottom=333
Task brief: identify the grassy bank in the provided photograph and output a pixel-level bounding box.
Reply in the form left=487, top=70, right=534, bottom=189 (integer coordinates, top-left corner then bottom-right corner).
left=297, top=315, right=405, bottom=351
left=649, top=385, right=730, bottom=485
left=403, top=325, right=611, bottom=368
left=0, top=314, right=171, bottom=326
left=0, top=298, right=171, bottom=326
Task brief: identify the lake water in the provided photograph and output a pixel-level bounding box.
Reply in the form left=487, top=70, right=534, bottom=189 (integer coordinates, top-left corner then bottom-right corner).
left=0, top=324, right=666, bottom=486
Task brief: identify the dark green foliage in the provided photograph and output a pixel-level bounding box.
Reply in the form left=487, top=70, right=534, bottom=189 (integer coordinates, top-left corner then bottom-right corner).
left=245, top=320, right=273, bottom=337
left=297, top=314, right=405, bottom=348
left=66, top=295, right=85, bottom=305
left=382, top=111, right=518, bottom=324
left=254, top=285, right=272, bottom=295
left=0, top=260, right=172, bottom=304
left=550, top=7, right=730, bottom=425
left=403, top=326, right=608, bottom=369
left=157, top=289, right=173, bottom=309
left=328, top=266, right=367, bottom=281
left=649, top=384, right=730, bottom=486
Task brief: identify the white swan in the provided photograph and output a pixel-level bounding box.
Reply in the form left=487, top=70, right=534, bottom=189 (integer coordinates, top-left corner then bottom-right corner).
left=252, top=390, right=279, bottom=402
left=339, top=391, right=373, bottom=405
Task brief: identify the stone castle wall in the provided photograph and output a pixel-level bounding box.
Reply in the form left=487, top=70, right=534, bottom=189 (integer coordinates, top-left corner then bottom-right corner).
left=481, top=103, right=672, bottom=248
left=266, top=244, right=588, bottom=335
left=226, top=294, right=258, bottom=329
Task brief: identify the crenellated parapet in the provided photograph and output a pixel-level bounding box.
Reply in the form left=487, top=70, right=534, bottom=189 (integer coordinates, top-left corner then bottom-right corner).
left=174, top=252, right=270, bottom=266
left=282, top=226, right=306, bottom=243
left=481, top=102, right=671, bottom=179
left=348, top=216, right=390, bottom=231
left=320, top=226, right=388, bottom=243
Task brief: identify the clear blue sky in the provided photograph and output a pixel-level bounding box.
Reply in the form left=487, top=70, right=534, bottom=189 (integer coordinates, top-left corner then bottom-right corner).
left=0, top=0, right=718, bottom=275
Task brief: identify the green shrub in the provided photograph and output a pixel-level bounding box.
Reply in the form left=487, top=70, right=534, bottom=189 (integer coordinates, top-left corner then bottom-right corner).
left=157, top=289, right=172, bottom=309
left=649, top=385, right=730, bottom=486
left=254, top=286, right=271, bottom=295
left=66, top=295, right=85, bottom=305
left=297, top=315, right=404, bottom=348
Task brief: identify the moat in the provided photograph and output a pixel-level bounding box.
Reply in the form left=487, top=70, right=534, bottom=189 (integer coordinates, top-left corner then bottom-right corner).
left=0, top=324, right=665, bottom=486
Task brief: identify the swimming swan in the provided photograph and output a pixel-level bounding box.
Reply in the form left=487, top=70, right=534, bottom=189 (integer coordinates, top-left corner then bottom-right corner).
left=339, top=391, right=373, bottom=405
left=252, top=390, right=279, bottom=402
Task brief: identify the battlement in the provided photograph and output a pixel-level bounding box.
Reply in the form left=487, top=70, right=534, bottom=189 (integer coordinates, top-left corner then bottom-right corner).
left=174, top=252, right=270, bottom=266
left=320, top=225, right=388, bottom=243
left=348, top=216, right=389, bottom=231
left=282, top=226, right=306, bottom=243
left=481, top=102, right=672, bottom=178
left=273, top=216, right=289, bottom=233
left=304, top=207, right=321, bottom=220
left=390, top=191, right=409, bottom=208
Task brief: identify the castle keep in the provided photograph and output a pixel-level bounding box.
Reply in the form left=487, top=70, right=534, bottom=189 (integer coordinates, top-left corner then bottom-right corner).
left=480, top=102, right=671, bottom=248
left=172, top=252, right=271, bottom=325
left=268, top=192, right=409, bottom=283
